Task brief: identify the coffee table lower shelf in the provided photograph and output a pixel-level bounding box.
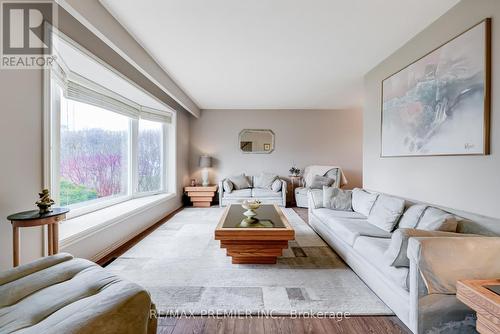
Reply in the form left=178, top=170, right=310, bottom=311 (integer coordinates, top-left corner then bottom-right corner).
left=219, top=240, right=290, bottom=264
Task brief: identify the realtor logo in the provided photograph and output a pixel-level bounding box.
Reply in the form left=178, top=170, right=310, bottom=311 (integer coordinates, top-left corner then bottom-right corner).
left=1, top=0, right=56, bottom=69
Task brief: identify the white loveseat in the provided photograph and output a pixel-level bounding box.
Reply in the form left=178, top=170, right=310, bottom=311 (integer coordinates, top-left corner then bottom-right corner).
left=308, top=189, right=500, bottom=334
left=219, top=174, right=287, bottom=207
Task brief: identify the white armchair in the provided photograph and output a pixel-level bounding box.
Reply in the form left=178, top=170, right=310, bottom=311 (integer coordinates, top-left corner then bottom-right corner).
left=295, top=166, right=347, bottom=208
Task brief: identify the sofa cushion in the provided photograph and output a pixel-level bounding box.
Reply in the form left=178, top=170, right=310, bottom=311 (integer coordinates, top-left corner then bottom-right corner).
left=353, top=236, right=410, bottom=291
left=0, top=253, right=154, bottom=334
left=310, top=175, right=334, bottom=189
left=316, top=213, right=391, bottom=246
left=399, top=204, right=427, bottom=229
left=271, top=179, right=282, bottom=192
left=368, top=195, right=405, bottom=232
left=417, top=207, right=458, bottom=232
left=252, top=188, right=282, bottom=198
left=254, top=172, right=278, bottom=189
left=223, top=189, right=252, bottom=198
left=229, top=174, right=251, bottom=190
left=222, top=179, right=234, bottom=193
left=352, top=188, right=378, bottom=216
left=323, top=187, right=352, bottom=211
left=419, top=214, right=458, bottom=232
left=313, top=208, right=366, bottom=220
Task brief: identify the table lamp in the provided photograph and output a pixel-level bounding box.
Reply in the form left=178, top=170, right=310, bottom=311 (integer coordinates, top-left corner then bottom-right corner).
left=199, top=155, right=212, bottom=186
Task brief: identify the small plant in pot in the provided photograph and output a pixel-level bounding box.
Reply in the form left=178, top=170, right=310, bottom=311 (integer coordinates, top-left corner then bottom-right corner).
left=289, top=166, right=300, bottom=177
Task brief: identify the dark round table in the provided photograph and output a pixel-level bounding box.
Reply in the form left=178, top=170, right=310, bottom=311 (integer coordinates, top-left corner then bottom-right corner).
left=7, top=207, right=69, bottom=267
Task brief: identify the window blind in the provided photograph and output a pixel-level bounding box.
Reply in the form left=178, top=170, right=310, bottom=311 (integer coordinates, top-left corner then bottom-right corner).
left=65, top=80, right=140, bottom=119
left=140, top=106, right=172, bottom=123
left=52, top=64, right=173, bottom=123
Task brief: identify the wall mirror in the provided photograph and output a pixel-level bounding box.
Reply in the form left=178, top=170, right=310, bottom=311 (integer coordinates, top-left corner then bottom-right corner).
left=239, top=129, right=275, bottom=154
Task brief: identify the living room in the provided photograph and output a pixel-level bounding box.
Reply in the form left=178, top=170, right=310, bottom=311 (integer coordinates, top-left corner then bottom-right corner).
left=0, top=0, right=499, bottom=333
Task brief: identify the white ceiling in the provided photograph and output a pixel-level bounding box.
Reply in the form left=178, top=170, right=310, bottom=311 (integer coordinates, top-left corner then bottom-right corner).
left=100, top=0, right=459, bottom=110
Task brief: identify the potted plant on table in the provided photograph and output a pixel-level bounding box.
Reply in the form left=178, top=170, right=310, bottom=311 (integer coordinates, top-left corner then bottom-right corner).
left=289, top=166, right=301, bottom=177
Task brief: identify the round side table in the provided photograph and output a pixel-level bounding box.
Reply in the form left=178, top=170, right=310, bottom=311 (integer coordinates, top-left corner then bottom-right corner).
left=7, top=207, right=69, bottom=267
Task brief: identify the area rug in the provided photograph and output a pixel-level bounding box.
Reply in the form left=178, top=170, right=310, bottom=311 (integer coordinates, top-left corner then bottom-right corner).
left=106, top=207, right=393, bottom=316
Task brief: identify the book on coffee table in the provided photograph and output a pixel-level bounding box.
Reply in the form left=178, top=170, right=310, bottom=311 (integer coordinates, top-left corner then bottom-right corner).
left=485, top=285, right=500, bottom=295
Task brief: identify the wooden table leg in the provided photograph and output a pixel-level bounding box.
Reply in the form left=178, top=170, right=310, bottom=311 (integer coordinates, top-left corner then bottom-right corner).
left=52, top=222, right=59, bottom=254
left=47, top=223, right=53, bottom=255
left=12, top=225, right=19, bottom=267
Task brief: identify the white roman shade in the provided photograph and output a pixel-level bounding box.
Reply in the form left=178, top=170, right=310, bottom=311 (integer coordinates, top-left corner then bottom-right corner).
left=65, top=79, right=140, bottom=119
left=140, top=106, right=172, bottom=123
left=51, top=60, right=173, bottom=123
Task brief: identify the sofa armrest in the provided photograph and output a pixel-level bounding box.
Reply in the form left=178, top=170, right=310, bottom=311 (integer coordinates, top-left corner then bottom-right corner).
left=307, top=191, right=314, bottom=210
left=407, top=236, right=500, bottom=295
left=218, top=179, right=225, bottom=207
left=0, top=253, right=73, bottom=285
left=280, top=179, right=287, bottom=206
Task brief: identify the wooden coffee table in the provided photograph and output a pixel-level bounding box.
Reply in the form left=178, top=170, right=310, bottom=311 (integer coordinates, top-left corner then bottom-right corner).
left=214, top=204, right=295, bottom=264
left=457, top=279, right=500, bottom=334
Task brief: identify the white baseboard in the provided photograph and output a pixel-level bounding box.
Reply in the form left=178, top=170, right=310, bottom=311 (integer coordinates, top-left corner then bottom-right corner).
left=90, top=204, right=183, bottom=263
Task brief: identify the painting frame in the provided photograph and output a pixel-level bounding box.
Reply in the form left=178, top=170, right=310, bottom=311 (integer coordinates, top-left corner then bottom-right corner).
left=380, top=18, right=491, bottom=158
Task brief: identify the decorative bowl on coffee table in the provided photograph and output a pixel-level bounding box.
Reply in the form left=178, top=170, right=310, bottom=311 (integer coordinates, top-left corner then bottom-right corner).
left=241, top=200, right=261, bottom=223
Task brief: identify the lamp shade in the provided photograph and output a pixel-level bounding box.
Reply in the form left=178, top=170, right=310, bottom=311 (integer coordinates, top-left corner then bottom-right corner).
left=199, top=155, right=212, bottom=168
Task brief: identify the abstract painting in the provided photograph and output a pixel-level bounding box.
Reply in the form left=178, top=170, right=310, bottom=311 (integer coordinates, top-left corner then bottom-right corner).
left=381, top=19, right=490, bottom=157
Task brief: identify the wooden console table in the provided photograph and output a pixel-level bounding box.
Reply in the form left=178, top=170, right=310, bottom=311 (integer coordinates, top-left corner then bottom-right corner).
left=185, top=185, right=218, bottom=207
left=7, top=207, right=69, bottom=267
left=289, top=175, right=303, bottom=206
left=457, top=279, right=500, bottom=334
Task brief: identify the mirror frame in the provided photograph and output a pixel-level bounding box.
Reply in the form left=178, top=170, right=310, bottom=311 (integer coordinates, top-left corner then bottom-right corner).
left=238, top=129, right=275, bottom=154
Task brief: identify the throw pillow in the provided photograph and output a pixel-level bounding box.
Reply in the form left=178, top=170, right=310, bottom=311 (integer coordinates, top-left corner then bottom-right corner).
left=385, top=228, right=475, bottom=267
left=222, top=179, right=233, bottom=193
left=367, top=194, right=405, bottom=232
left=323, top=186, right=352, bottom=211
left=229, top=174, right=251, bottom=190
left=271, top=179, right=282, bottom=192
left=351, top=188, right=378, bottom=216
left=254, top=172, right=278, bottom=189
left=416, top=207, right=458, bottom=232
left=310, top=175, right=334, bottom=189
left=398, top=204, right=428, bottom=229
left=417, top=214, right=458, bottom=232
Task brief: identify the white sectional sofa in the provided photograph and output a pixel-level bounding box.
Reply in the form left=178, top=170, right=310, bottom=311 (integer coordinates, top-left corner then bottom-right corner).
left=307, top=188, right=500, bottom=334
left=219, top=174, right=287, bottom=207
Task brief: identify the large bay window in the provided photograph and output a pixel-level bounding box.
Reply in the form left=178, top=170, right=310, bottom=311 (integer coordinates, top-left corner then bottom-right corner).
left=138, top=119, right=163, bottom=193
left=47, top=33, right=175, bottom=218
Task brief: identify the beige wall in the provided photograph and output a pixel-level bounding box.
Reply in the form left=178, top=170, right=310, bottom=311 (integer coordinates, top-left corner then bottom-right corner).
left=0, top=70, right=45, bottom=270
left=364, top=0, right=500, bottom=218
left=0, top=3, right=192, bottom=270
left=189, top=109, right=363, bottom=189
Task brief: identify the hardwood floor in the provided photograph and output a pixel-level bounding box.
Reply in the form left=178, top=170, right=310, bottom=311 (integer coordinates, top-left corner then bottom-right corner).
left=157, top=315, right=411, bottom=334
left=100, top=205, right=410, bottom=333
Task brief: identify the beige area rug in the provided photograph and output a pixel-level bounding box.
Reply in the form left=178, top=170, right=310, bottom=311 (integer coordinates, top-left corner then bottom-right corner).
left=106, top=207, right=393, bottom=316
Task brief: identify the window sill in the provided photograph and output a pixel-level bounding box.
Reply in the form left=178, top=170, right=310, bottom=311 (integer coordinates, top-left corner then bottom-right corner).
left=59, top=193, right=175, bottom=246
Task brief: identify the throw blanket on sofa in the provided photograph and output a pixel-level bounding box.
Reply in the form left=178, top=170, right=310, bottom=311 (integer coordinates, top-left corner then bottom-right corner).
left=304, top=165, right=348, bottom=188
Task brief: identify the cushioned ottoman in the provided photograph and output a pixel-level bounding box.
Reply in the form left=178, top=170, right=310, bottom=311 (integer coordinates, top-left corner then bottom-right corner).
left=0, top=253, right=156, bottom=334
